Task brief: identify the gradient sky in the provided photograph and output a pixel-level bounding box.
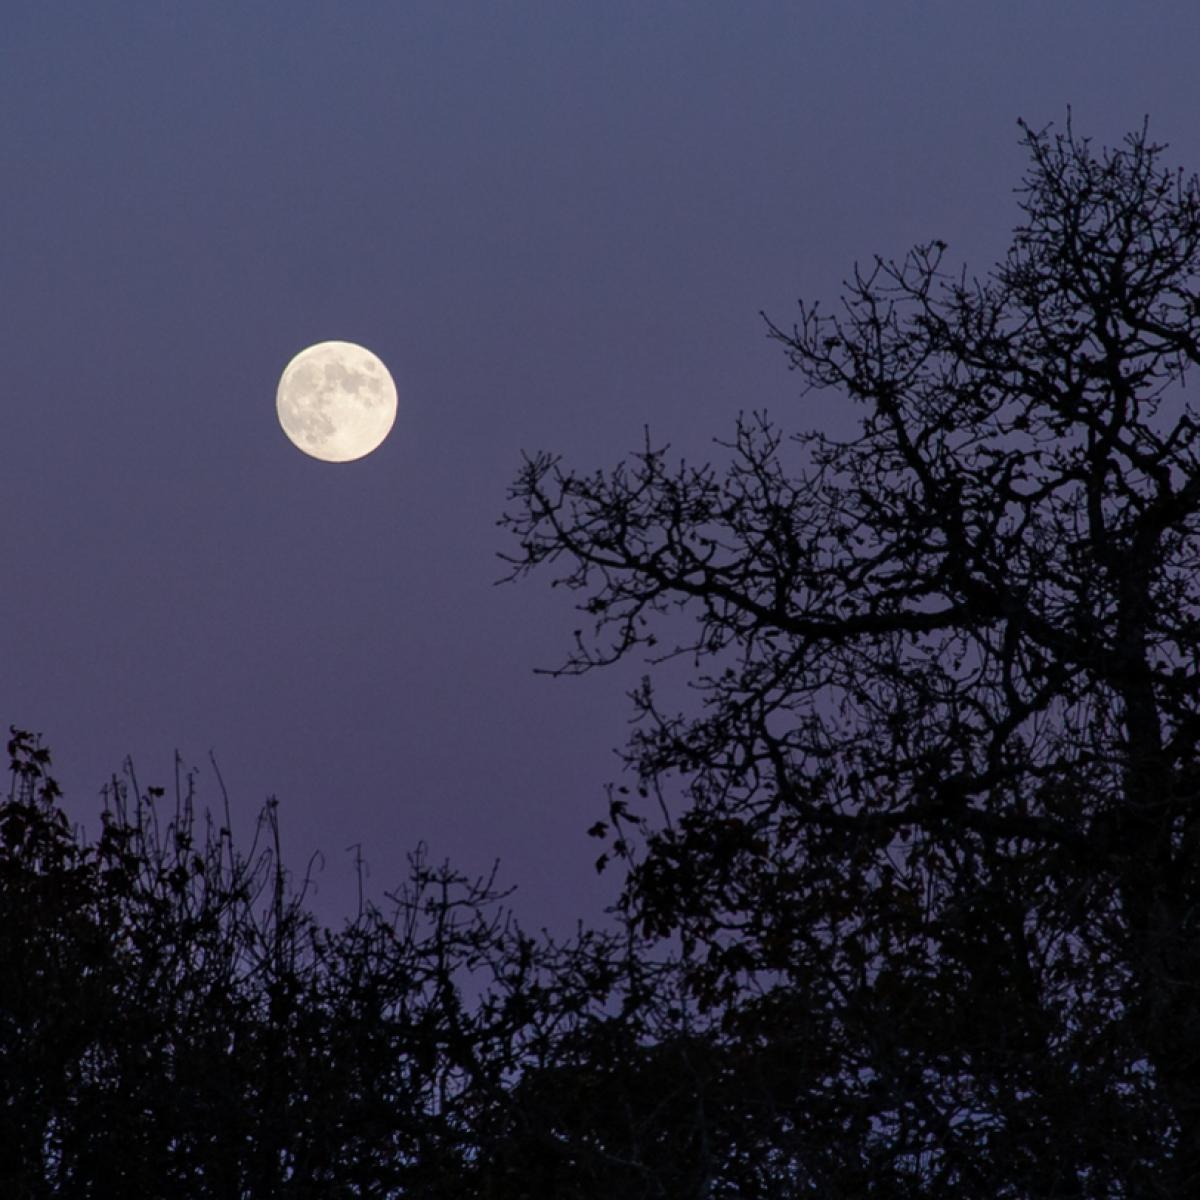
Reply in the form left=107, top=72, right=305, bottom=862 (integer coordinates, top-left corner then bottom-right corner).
left=4, top=2, right=1198, bottom=935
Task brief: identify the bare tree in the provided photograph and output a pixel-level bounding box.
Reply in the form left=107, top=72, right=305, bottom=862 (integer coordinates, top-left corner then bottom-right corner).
left=501, top=115, right=1200, bottom=1195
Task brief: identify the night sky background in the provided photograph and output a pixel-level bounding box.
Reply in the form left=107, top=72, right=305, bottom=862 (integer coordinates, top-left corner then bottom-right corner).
left=3, top=2, right=1198, bottom=936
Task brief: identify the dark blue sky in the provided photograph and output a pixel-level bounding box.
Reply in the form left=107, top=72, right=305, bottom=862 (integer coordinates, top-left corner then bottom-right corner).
left=3, top=2, right=1197, bottom=933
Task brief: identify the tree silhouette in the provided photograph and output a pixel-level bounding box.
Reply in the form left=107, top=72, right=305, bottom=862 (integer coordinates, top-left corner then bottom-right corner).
left=0, top=730, right=733, bottom=1197
left=501, top=115, right=1200, bottom=1195
left=0, top=732, right=579, bottom=1194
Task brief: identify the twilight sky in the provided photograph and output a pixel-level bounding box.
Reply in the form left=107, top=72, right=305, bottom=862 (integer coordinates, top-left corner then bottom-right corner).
left=3, top=2, right=1198, bottom=935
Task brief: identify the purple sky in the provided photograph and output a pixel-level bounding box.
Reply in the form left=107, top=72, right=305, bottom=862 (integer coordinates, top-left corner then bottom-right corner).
left=4, top=2, right=1198, bottom=935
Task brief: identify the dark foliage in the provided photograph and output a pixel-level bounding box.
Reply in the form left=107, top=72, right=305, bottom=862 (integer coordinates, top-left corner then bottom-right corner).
left=1, top=731, right=758, bottom=1198
left=0, top=729, right=505, bottom=1195
left=501, top=115, right=1200, bottom=1195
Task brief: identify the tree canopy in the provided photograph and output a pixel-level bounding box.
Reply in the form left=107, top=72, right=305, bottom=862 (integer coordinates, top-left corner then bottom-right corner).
left=9, top=114, right=1200, bottom=1196
left=501, top=114, right=1200, bottom=1195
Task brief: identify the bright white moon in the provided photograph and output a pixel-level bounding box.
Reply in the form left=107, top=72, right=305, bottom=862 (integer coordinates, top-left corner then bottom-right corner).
left=276, top=341, right=398, bottom=462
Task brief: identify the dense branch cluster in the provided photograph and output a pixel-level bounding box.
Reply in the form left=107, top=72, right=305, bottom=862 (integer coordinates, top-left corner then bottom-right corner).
left=0, top=733, right=727, bottom=1197
left=500, top=116, right=1200, bottom=1194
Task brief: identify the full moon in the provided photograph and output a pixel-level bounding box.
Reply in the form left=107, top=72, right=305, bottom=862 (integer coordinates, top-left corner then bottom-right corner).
left=276, top=341, right=398, bottom=462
